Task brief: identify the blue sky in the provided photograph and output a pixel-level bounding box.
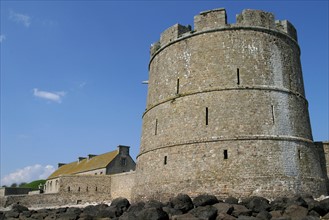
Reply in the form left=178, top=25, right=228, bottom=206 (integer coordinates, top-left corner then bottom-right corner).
left=0, top=1, right=328, bottom=186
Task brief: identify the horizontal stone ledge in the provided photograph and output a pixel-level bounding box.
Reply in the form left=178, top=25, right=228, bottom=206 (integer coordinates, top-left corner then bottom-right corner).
left=137, top=135, right=313, bottom=158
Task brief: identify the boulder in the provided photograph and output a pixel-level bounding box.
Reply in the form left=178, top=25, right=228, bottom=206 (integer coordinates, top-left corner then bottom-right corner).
left=255, top=211, right=272, bottom=220
left=162, top=206, right=183, bottom=218
left=119, top=212, right=138, bottom=220
left=213, top=203, right=234, bottom=215
left=111, top=197, right=131, bottom=214
left=270, top=197, right=289, bottom=211
left=189, top=205, right=218, bottom=220
left=231, top=205, right=252, bottom=217
left=193, top=194, right=219, bottom=207
left=245, top=197, right=270, bottom=213
left=172, top=213, right=201, bottom=220
left=11, top=203, right=29, bottom=213
left=283, top=204, right=308, bottom=220
left=287, top=195, right=308, bottom=208
left=170, top=194, right=194, bottom=213
left=320, top=198, right=329, bottom=215
left=236, top=216, right=258, bottom=220
left=126, top=201, right=145, bottom=216
left=304, top=198, right=325, bottom=216
left=137, top=207, right=169, bottom=220
left=216, top=212, right=237, bottom=220
left=144, top=200, right=165, bottom=209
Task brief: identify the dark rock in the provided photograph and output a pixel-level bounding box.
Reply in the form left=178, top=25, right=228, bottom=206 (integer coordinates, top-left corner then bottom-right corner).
left=111, top=197, right=131, bottom=213
left=255, top=211, right=272, bottom=220
left=172, top=213, right=200, bottom=220
left=189, top=205, right=217, bottom=220
left=225, top=197, right=239, bottom=205
left=137, top=207, right=169, bottom=220
left=236, top=216, right=258, bottom=220
left=144, top=199, right=165, bottom=209
left=193, top=194, right=219, bottom=207
left=162, top=206, right=183, bottom=218
left=231, top=204, right=252, bottom=217
left=322, top=212, right=329, bottom=219
left=78, top=213, right=94, bottom=220
left=283, top=204, right=308, bottom=220
left=30, top=212, right=49, bottom=219
left=270, top=210, right=284, bottom=218
left=270, top=197, right=289, bottom=211
left=308, top=210, right=320, bottom=217
left=213, top=203, right=234, bottom=215
left=57, top=212, right=79, bottom=220
left=287, top=195, right=308, bottom=208
left=245, top=197, right=270, bottom=213
left=170, top=194, right=194, bottom=213
left=126, top=201, right=145, bottom=215
left=119, top=212, right=138, bottom=220
left=82, top=205, right=99, bottom=216
left=320, top=198, right=329, bottom=215
left=216, top=212, right=237, bottom=220
left=5, top=211, right=19, bottom=218
left=301, top=216, right=321, bottom=220
left=66, top=207, right=82, bottom=215
left=271, top=217, right=291, bottom=220
left=19, top=210, right=32, bottom=218
left=304, top=198, right=325, bottom=216
left=12, top=203, right=29, bottom=213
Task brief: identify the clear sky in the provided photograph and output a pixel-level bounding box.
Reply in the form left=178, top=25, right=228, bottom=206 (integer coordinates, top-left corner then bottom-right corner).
left=0, top=0, right=328, bottom=186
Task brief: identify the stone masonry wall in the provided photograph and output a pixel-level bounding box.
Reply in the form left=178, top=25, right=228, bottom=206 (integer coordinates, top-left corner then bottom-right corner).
left=133, top=8, right=326, bottom=201
left=0, top=171, right=136, bottom=208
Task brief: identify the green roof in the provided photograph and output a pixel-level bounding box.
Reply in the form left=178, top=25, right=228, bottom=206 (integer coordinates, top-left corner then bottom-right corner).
left=47, top=150, right=119, bottom=179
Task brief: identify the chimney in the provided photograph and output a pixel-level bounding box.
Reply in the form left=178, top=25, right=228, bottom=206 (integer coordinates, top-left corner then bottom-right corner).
left=118, top=145, right=130, bottom=155
left=88, top=154, right=97, bottom=160
left=78, top=157, right=86, bottom=163
left=58, top=163, right=66, bottom=168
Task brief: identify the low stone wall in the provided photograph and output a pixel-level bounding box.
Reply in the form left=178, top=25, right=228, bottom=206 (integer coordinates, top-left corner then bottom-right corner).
left=0, top=171, right=136, bottom=208
left=0, top=188, right=33, bottom=197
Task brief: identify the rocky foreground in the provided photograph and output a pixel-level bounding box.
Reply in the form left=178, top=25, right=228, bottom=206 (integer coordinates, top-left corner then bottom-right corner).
left=1, top=194, right=329, bottom=220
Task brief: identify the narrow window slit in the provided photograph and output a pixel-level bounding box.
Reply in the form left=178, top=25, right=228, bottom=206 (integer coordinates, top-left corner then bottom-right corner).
left=237, top=68, right=240, bottom=85
left=206, top=107, right=209, bottom=125
left=164, top=156, right=167, bottom=165
left=224, top=150, right=228, bottom=159
left=176, top=78, right=180, bottom=94
left=155, top=119, right=158, bottom=135
left=298, top=150, right=301, bottom=159
left=271, top=105, right=275, bottom=124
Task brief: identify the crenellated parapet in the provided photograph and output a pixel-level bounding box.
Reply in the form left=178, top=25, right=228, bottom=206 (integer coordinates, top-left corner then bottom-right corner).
left=150, top=8, right=298, bottom=57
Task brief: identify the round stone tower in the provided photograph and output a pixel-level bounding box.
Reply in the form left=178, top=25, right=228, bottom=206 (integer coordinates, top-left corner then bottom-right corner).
left=133, top=8, right=327, bottom=201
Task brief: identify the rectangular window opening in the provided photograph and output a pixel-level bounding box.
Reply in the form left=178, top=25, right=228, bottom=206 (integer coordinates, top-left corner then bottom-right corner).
left=206, top=107, right=209, bottom=126
left=224, top=150, right=228, bottom=159
left=237, top=68, right=240, bottom=85
left=121, top=158, right=127, bottom=166
left=176, top=78, right=180, bottom=94
left=298, top=150, right=301, bottom=159
left=164, top=156, right=167, bottom=165
left=271, top=105, right=275, bottom=124
left=155, top=119, right=158, bottom=135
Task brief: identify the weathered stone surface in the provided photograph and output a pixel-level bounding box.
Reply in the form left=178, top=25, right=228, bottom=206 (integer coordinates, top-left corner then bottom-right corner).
left=169, top=193, right=194, bottom=213
left=5, top=210, right=19, bottom=218
left=283, top=204, right=308, bottom=220
left=236, top=216, right=258, bottom=220
left=119, top=212, right=138, bottom=220
left=162, top=206, right=183, bottom=218
left=189, top=205, right=218, bottom=220
left=216, top=212, right=237, bottom=220
left=144, top=199, right=165, bottom=209
left=111, top=197, right=131, bottom=213
left=270, top=197, right=289, bottom=211
left=193, top=194, right=219, bottom=207
left=231, top=205, right=252, bottom=217
left=213, top=203, right=234, bottom=215
left=320, top=198, right=329, bottom=215
left=137, top=207, right=169, bottom=220
left=287, top=196, right=308, bottom=208
left=172, top=212, right=200, bottom=220
left=245, top=197, right=270, bottom=213
left=12, top=203, right=29, bottom=213
left=255, top=211, right=272, bottom=220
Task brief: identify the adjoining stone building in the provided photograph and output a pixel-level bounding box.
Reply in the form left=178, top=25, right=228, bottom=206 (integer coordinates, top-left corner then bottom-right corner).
left=45, top=145, right=135, bottom=194
left=133, top=8, right=328, bottom=201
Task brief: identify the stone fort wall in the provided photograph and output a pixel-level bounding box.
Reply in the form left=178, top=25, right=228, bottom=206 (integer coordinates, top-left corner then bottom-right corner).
left=133, top=8, right=327, bottom=201
left=0, top=172, right=135, bottom=208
